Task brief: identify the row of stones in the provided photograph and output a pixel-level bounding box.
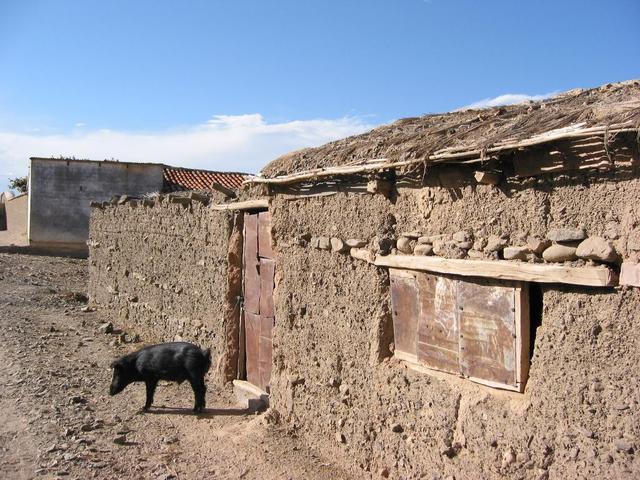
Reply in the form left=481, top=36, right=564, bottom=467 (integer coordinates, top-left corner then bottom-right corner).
left=90, top=192, right=210, bottom=209
left=308, top=227, right=620, bottom=265
left=393, top=227, right=619, bottom=264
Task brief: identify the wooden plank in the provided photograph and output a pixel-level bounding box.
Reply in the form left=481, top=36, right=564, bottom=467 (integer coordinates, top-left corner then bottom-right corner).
left=393, top=349, right=418, bottom=364
left=512, top=147, right=611, bottom=178
left=259, top=258, right=275, bottom=317
left=400, top=357, right=524, bottom=394
left=374, top=255, right=617, bottom=287
left=514, top=284, right=530, bottom=392
left=243, top=213, right=258, bottom=263
left=260, top=315, right=274, bottom=340
left=512, top=135, right=637, bottom=178
left=458, top=278, right=517, bottom=388
left=243, top=213, right=260, bottom=314
left=259, top=335, right=273, bottom=393
left=416, top=274, right=459, bottom=374
left=244, top=311, right=261, bottom=388
left=237, top=306, right=246, bottom=380
left=389, top=269, right=419, bottom=358
left=258, top=211, right=274, bottom=259
left=281, top=191, right=338, bottom=200
left=465, top=375, right=522, bottom=392
left=210, top=199, right=269, bottom=211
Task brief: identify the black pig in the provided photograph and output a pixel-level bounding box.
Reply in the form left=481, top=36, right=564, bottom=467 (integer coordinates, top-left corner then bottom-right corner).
left=109, top=342, right=211, bottom=413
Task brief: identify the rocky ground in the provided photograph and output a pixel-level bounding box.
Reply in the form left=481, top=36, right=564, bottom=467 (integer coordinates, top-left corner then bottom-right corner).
left=0, top=253, right=359, bottom=480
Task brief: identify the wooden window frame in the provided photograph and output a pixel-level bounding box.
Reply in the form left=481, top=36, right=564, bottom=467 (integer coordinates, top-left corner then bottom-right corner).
left=390, top=268, right=530, bottom=393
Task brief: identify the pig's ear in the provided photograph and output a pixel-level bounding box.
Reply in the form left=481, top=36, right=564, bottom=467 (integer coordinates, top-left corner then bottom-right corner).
left=110, top=360, right=122, bottom=369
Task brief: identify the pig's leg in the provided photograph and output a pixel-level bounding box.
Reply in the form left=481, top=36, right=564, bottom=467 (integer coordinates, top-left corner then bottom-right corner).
left=144, top=379, right=158, bottom=411
left=189, top=376, right=206, bottom=413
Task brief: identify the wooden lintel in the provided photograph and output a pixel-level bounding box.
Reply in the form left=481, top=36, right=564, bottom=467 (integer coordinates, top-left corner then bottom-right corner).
left=374, top=255, right=618, bottom=287
left=210, top=199, right=269, bottom=211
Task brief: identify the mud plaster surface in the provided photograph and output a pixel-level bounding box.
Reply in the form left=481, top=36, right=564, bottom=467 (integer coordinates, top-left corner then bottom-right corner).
left=393, top=169, right=640, bottom=262
left=88, top=199, right=234, bottom=385
left=268, top=169, right=640, bottom=479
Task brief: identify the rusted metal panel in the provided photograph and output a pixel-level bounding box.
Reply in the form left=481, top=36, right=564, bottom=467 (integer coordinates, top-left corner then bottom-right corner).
left=417, top=274, right=459, bottom=374
left=389, top=269, right=419, bottom=359
left=244, top=311, right=261, bottom=388
left=458, top=278, right=517, bottom=388
left=258, top=211, right=274, bottom=259
left=243, top=213, right=260, bottom=314
left=259, top=258, right=275, bottom=318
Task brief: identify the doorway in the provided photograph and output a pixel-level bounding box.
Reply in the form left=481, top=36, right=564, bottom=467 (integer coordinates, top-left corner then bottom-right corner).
left=241, top=211, right=275, bottom=393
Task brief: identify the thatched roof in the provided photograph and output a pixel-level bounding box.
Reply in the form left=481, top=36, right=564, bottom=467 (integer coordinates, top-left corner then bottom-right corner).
left=257, top=80, right=640, bottom=183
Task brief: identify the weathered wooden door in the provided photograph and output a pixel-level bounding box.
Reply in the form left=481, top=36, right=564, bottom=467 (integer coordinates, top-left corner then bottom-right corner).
left=242, top=211, right=275, bottom=393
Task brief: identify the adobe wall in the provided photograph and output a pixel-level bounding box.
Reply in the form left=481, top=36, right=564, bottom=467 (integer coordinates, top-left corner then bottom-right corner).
left=0, top=193, right=28, bottom=247
left=88, top=193, right=241, bottom=385
left=393, top=167, right=640, bottom=262
left=267, top=166, right=640, bottom=479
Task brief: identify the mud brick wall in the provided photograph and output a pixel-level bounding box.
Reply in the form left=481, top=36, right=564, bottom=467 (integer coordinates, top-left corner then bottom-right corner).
left=267, top=167, right=640, bottom=479
left=88, top=195, right=240, bottom=385
left=393, top=168, right=640, bottom=263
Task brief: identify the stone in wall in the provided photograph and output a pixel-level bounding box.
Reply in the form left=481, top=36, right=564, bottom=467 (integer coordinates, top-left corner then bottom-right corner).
left=575, top=236, right=619, bottom=263
left=484, top=234, right=509, bottom=253
left=542, top=244, right=578, bottom=262
left=503, top=246, right=531, bottom=261
left=527, top=236, right=551, bottom=254
left=331, top=238, right=348, bottom=253
left=547, top=228, right=587, bottom=242
left=396, top=236, right=415, bottom=254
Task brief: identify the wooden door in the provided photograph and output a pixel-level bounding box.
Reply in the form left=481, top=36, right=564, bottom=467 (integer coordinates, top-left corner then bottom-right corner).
left=242, top=211, right=275, bottom=393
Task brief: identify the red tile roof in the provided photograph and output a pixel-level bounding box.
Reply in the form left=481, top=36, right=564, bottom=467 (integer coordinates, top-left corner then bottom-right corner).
left=163, top=167, right=251, bottom=192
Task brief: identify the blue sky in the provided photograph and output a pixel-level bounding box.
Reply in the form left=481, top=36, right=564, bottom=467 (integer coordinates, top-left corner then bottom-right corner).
left=1, top=0, right=639, bottom=191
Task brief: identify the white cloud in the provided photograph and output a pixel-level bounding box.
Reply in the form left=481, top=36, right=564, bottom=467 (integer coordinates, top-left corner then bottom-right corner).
left=0, top=114, right=375, bottom=184
left=462, top=92, right=556, bottom=110
left=74, top=122, right=86, bottom=128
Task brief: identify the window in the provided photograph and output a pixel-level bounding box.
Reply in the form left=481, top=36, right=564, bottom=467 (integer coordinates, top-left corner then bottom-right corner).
left=390, top=269, right=530, bottom=392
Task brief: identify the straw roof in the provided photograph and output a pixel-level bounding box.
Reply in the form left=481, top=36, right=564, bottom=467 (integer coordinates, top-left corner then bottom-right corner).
left=258, top=80, right=640, bottom=183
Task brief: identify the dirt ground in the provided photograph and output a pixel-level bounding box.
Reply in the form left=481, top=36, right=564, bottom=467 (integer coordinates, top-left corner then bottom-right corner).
left=0, top=253, right=359, bottom=480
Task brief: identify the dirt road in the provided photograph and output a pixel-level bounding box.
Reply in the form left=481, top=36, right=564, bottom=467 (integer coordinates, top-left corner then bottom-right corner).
left=0, top=253, right=358, bottom=480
